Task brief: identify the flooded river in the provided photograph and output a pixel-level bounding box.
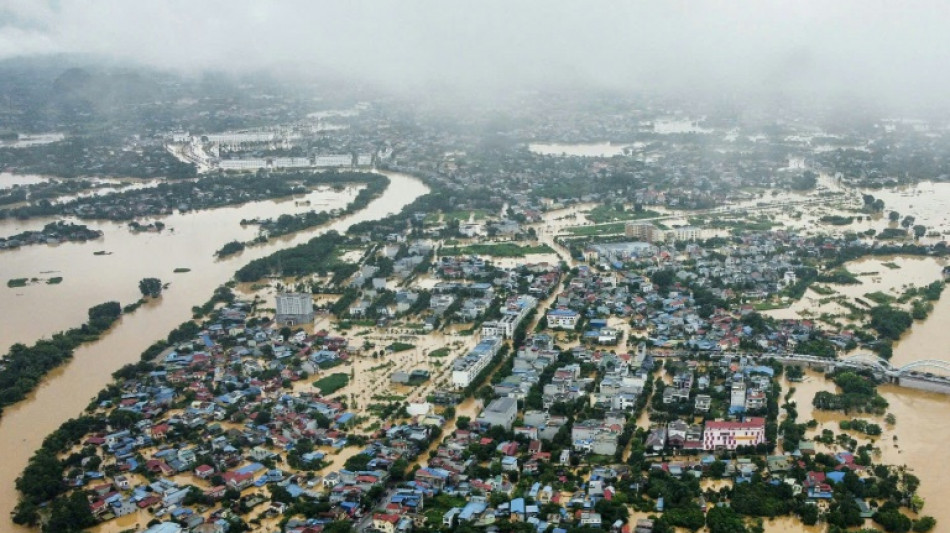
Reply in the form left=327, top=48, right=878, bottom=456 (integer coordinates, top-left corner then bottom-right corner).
left=771, top=367, right=950, bottom=532
left=0, top=171, right=428, bottom=530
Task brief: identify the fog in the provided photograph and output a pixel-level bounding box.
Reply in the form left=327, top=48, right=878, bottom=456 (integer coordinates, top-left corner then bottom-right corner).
left=2, top=0, right=950, bottom=109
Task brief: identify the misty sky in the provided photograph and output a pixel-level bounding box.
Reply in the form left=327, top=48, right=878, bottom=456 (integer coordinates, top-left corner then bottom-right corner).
left=2, top=1, right=949, bottom=107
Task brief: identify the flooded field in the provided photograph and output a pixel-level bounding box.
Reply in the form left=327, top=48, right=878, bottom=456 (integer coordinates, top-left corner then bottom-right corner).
left=0, top=172, right=50, bottom=189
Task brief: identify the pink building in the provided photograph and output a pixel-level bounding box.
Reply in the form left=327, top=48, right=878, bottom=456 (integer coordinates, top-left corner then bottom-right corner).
left=702, top=418, right=766, bottom=450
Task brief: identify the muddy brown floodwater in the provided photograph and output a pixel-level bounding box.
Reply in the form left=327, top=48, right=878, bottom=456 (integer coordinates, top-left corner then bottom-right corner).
left=0, top=171, right=428, bottom=531
left=770, top=367, right=950, bottom=532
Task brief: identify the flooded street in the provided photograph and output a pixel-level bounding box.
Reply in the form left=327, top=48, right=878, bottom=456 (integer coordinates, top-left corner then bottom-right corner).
left=0, top=171, right=428, bottom=530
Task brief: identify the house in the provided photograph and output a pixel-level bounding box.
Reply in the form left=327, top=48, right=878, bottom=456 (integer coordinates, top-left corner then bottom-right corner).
left=443, top=508, right=462, bottom=527
left=580, top=512, right=602, bottom=527
left=694, top=394, right=712, bottom=412
left=373, top=513, right=402, bottom=533
left=195, top=464, right=215, bottom=479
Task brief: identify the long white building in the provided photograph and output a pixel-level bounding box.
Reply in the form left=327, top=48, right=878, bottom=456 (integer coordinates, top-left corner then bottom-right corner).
left=702, top=418, right=766, bottom=450
left=481, top=295, right=537, bottom=338
left=451, top=337, right=503, bottom=388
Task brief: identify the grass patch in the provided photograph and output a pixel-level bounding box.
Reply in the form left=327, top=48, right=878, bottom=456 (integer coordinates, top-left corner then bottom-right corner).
left=387, top=342, right=415, bottom=352
left=173, top=267, right=191, bottom=273
left=753, top=301, right=788, bottom=311
left=586, top=205, right=661, bottom=224
left=7, top=278, right=28, bottom=288
left=441, top=243, right=554, bottom=257
left=810, top=285, right=836, bottom=296
left=864, top=291, right=894, bottom=305
left=565, top=223, right=627, bottom=236
left=881, top=262, right=901, bottom=270
left=46, top=277, right=63, bottom=285
left=313, top=373, right=349, bottom=395
left=318, top=359, right=343, bottom=369
left=429, top=347, right=450, bottom=358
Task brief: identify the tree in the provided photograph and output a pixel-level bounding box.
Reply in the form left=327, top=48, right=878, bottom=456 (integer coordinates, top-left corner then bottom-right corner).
left=913, top=516, right=937, bottom=532
left=889, top=211, right=901, bottom=222
left=389, top=458, right=409, bottom=482
left=43, top=490, right=96, bottom=533
left=870, top=306, right=913, bottom=340
left=913, top=225, right=927, bottom=239
left=706, top=505, right=748, bottom=533
left=139, top=277, right=163, bottom=298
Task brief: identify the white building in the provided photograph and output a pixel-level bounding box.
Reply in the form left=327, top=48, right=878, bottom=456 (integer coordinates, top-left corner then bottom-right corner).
left=481, top=295, right=537, bottom=338
left=667, top=226, right=702, bottom=242
left=218, top=158, right=268, bottom=170
left=271, top=157, right=314, bottom=169
left=702, top=418, right=766, bottom=450
left=314, top=155, right=353, bottom=167
left=730, top=382, right=746, bottom=412
left=625, top=222, right=660, bottom=242
left=205, top=132, right=276, bottom=144
left=451, top=337, right=503, bottom=388
left=275, top=293, right=314, bottom=326
left=546, top=308, right=579, bottom=330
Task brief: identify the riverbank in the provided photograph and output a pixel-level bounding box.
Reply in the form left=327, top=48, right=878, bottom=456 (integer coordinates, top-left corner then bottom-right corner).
left=0, top=171, right=429, bottom=531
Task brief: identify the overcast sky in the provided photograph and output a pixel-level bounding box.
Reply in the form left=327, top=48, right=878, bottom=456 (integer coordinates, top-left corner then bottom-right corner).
left=2, top=1, right=949, bottom=108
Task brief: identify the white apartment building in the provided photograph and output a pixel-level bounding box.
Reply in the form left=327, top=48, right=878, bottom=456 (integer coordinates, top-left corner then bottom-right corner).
left=451, top=337, right=503, bottom=388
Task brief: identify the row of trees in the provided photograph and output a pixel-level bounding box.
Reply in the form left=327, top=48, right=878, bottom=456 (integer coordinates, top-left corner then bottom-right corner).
left=0, top=301, right=122, bottom=415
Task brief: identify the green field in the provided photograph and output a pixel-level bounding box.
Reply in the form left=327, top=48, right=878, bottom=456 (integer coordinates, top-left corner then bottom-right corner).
left=586, top=205, right=661, bottom=224
left=387, top=342, right=415, bottom=352
left=313, top=373, right=349, bottom=395
left=566, top=223, right=627, bottom=236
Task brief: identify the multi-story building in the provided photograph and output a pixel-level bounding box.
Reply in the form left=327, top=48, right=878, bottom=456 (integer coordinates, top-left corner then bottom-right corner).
left=481, top=295, right=537, bottom=338
left=702, top=418, right=766, bottom=450
left=546, top=308, right=579, bottom=330
left=479, top=397, right=518, bottom=430
left=668, top=226, right=702, bottom=241
left=451, top=337, right=503, bottom=388
left=275, top=293, right=314, bottom=326
left=730, top=382, right=747, bottom=413
left=625, top=222, right=660, bottom=242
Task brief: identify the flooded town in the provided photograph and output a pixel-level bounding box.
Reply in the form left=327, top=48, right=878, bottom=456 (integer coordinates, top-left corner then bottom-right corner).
left=2, top=3, right=950, bottom=533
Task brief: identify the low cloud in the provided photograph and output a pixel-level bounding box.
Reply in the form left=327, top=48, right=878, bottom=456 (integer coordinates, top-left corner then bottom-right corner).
left=1, top=1, right=949, bottom=110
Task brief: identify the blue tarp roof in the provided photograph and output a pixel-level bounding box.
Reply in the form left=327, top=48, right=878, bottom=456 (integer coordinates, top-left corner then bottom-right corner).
left=236, top=462, right=264, bottom=475
left=510, top=498, right=526, bottom=515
